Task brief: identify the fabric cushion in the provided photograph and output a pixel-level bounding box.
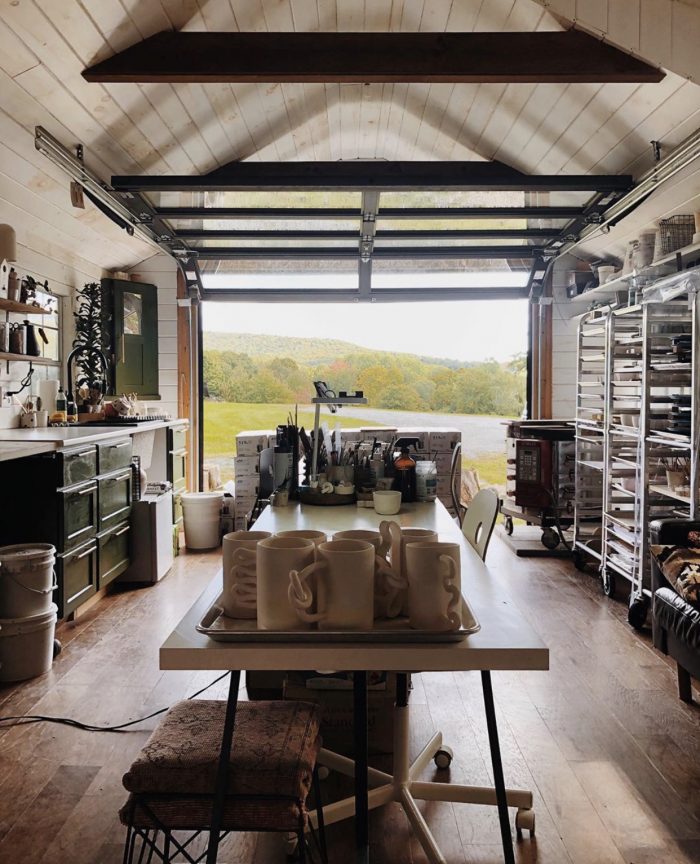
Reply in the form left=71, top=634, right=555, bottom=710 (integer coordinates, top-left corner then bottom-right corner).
left=123, top=699, right=320, bottom=803
left=651, top=546, right=700, bottom=607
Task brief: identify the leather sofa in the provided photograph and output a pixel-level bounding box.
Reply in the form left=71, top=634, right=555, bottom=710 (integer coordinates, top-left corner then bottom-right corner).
left=649, top=519, right=700, bottom=703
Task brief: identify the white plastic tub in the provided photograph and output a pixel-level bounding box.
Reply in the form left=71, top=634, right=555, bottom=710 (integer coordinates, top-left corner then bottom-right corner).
left=182, top=492, right=224, bottom=549
left=0, top=544, right=56, bottom=618
left=0, top=604, right=57, bottom=682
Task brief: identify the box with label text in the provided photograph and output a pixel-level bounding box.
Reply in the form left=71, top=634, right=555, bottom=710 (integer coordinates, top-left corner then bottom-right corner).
left=235, top=431, right=271, bottom=457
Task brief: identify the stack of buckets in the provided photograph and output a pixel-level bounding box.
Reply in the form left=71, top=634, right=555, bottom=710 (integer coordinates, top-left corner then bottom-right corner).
left=181, top=492, right=224, bottom=550
left=0, top=544, right=58, bottom=682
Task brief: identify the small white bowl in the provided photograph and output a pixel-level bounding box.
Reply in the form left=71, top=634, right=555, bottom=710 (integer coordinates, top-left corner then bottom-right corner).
left=373, top=490, right=402, bottom=515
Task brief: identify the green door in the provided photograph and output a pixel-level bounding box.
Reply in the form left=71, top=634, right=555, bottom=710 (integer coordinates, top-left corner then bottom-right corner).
left=104, top=279, right=160, bottom=398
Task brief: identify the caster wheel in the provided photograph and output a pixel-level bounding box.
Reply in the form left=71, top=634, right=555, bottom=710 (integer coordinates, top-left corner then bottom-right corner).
left=602, top=570, right=616, bottom=598
left=515, top=808, right=535, bottom=838
left=317, top=765, right=330, bottom=781
left=541, top=528, right=559, bottom=550
left=573, top=552, right=587, bottom=572
left=628, top=595, right=649, bottom=630
left=504, top=516, right=514, bottom=536
left=284, top=832, right=298, bottom=857
left=434, top=745, right=453, bottom=769
left=53, top=639, right=62, bottom=658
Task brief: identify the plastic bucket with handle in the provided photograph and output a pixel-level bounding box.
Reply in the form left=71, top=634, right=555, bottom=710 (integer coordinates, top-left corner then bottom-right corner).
left=0, top=544, right=56, bottom=618
left=181, top=492, right=224, bottom=550
left=0, top=604, right=58, bottom=682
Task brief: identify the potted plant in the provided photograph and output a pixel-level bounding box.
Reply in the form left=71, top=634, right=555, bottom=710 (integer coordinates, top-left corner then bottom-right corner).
left=72, top=282, right=108, bottom=413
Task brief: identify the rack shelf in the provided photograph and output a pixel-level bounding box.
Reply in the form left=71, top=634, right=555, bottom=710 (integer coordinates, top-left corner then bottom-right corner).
left=649, top=484, right=691, bottom=505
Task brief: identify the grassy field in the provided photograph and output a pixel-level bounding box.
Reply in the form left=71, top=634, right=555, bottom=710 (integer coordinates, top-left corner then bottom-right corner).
left=203, top=401, right=505, bottom=486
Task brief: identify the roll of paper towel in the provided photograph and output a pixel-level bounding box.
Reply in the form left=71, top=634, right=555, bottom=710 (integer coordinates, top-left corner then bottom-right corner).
left=38, top=379, right=60, bottom=413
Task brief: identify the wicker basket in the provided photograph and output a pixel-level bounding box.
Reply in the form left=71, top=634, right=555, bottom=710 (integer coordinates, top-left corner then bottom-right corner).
left=657, top=215, right=695, bottom=256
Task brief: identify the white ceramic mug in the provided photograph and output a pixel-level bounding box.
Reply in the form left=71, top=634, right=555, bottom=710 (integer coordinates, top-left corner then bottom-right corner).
left=256, top=536, right=316, bottom=630
left=333, top=529, right=400, bottom=618
left=275, top=529, right=327, bottom=548
left=379, top=522, right=438, bottom=613
left=405, top=541, right=462, bottom=632
left=222, top=530, right=271, bottom=619
left=288, top=539, right=378, bottom=630
left=373, top=490, right=402, bottom=515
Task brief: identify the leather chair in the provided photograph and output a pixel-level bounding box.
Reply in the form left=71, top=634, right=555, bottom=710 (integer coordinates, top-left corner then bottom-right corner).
left=649, top=518, right=700, bottom=703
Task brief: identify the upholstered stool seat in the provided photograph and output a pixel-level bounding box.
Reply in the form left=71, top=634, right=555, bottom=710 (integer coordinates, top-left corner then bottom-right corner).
left=120, top=699, right=324, bottom=863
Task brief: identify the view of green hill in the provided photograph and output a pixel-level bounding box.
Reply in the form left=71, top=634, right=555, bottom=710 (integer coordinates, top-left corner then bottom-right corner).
left=203, top=332, right=526, bottom=417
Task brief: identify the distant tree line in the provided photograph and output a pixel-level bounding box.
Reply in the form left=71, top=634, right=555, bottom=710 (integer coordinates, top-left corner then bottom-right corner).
left=203, top=348, right=526, bottom=417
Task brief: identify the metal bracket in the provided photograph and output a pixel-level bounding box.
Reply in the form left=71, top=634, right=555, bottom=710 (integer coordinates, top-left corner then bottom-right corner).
left=651, top=140, right=661, bottom=162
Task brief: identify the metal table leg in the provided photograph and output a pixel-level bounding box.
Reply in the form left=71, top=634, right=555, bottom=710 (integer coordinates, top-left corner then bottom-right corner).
left=353, top=671, right=369, bottom=864
left=481, top=671, right=515, bottom=864
left=206, top=670, right=241, bottom=864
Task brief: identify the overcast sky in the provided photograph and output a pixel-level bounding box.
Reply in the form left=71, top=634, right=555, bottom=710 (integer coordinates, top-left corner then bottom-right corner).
left=202, top=298, right=528, bottom=362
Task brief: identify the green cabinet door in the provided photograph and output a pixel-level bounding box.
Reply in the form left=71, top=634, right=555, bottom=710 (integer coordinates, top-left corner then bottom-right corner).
left=103, top=279, right=160, bottom=398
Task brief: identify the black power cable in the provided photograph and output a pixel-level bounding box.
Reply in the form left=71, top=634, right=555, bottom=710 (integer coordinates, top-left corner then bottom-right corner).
left=0, top=671, right=233, bottom=732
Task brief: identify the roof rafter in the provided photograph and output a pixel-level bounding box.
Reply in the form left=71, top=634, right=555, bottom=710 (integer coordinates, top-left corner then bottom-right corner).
left=83, top=30, right=664, bottom=84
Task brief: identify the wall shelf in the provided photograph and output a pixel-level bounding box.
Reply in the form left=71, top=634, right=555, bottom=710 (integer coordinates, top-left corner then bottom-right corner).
left=0, top=298, right=53, bottom=315
left=0, top=352, right=60, bottom=366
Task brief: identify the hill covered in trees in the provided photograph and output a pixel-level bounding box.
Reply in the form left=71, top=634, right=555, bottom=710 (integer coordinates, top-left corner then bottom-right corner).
left=203, top=333, right=525, bottom=417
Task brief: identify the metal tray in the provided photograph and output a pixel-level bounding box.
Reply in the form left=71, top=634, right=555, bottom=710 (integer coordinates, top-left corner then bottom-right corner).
left=197, top=593, right=480, bottom=643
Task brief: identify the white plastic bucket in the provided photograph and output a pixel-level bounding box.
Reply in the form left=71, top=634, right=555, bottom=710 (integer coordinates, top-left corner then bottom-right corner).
left=0, top=604, right=57, bottom=682
left=0, top=544, right=56, bottom=618
left=182, top=492, right=224, bottom=550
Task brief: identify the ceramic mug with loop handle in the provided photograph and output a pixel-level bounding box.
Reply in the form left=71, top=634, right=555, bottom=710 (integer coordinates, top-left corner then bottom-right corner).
left=288, top=539, right=378, bottom=630
left=379, top=521, right=438, bottom=614
left=222, top=530, right=271, bottom=618
left=332, top=529, right=403, bottom=618
left=405, top=541, right=462, bottom=632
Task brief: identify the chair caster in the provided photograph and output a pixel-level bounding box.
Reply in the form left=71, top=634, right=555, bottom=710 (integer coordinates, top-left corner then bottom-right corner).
left=433, top=745, right=453, bottom=769
left=515, top=807, right=535, bottom=838
left=317, top=765, right=330, bottom=781
left=504, top=516, right=514, bottom=536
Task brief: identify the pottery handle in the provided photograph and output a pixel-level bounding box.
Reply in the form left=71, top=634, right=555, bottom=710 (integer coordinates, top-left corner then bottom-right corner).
left=440, top=554, right=461, bottom=630
left=288, top=561, right=326, bottom=623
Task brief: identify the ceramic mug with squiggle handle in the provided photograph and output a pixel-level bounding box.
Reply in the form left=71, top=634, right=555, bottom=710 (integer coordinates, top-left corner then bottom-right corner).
left=405, top=541, right=462, bottom=632
left=222, top=530, right=271, bottom=618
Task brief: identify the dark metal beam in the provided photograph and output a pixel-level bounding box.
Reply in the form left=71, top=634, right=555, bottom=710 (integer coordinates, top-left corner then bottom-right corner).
left=112, top=162, right=632, bottom=193
left=156, top=206, right=585, bottom=221
left=194, top=245, right=541, bottom=260
left=201, top=286, right=530, bottom=303
left=83, top=30, right=664, bottom=84
left=175, top=227, right=561, bottom=241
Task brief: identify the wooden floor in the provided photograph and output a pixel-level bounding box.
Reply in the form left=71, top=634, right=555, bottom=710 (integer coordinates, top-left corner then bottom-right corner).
left=1, top=530, right=699, bottom=864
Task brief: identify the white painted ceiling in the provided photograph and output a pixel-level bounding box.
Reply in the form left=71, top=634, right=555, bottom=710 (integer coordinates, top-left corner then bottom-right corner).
left=1, top=0, right=699, bottom=272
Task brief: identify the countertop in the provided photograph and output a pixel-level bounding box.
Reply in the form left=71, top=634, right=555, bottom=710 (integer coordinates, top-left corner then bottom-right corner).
left=0, top=418, right=188, bottom=461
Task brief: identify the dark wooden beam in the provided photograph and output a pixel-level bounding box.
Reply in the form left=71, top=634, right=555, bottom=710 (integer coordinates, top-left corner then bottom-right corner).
left=83, top=30, right=663, bottom=84
left=112, top=162, right=632, bottom=192
left=201, top=286, right=530, bottom=302
left=175, top=228, right=561, bottom=240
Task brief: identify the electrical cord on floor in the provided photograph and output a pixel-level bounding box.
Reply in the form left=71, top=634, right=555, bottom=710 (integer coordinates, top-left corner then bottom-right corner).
left=0, top=671, right=233, bottom=732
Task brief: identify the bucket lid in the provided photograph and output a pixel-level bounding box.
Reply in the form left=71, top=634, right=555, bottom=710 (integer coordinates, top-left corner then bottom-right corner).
left=181, top=492, right=223, bottom=502
left=0, top=544, right=55, bottom=563
left=0, top=602, right=58, bottom=631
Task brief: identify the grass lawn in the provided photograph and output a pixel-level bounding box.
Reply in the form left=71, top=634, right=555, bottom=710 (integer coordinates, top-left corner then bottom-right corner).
left=203, top=401, right=383, bottom=458
left=465, top=451, right=506, bottom=487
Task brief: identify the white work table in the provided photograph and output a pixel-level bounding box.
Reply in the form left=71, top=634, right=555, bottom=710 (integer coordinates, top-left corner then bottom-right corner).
left=162, top=502, right=548, bottom=673
left=161, top=501, right=547, bottom=864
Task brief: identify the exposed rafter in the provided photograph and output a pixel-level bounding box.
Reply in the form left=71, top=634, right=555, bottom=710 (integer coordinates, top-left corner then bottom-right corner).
left=111, top=162, right=632, bottom=193
left=154, top=206, right=588, bottom=221
left=83, top=30, right=664, bottom=84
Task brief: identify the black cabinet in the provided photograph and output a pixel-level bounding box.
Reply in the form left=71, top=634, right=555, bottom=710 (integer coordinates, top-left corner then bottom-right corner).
left=56, top=538, right=98, bottom=616
left=97, top=438, right=132, bottom=474
left=98, top=469, right=132, bottom=532
left=98, top=521, right=130, bottom=588
left=59, top=480, right=99, bottom=552
left=101, top=278, right=160, bottom=399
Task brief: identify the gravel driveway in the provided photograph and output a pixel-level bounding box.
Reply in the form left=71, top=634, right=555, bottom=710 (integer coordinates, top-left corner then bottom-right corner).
left=336, top=407, right=510, bottom=457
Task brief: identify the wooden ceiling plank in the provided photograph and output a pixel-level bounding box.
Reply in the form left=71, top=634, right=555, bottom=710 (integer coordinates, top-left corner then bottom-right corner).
left=82, top=31, right=665, bottom=84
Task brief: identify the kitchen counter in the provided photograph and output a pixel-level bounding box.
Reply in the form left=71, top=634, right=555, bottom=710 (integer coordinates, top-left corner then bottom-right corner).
left=0, top=440, right=57, bottom=462
left=0, top=419, right=187, bottom=452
